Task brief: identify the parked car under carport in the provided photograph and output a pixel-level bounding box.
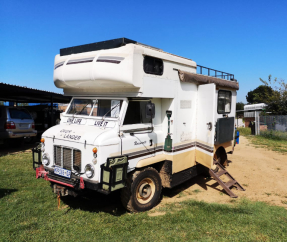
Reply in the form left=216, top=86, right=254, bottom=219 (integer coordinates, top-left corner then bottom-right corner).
left=0, top=106, right=37, bottom=146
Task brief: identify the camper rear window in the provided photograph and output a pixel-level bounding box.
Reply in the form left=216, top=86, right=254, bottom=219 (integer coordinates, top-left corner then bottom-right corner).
left=218, top=90, right=231, bottom=114
left=143, top=56, right=163, bottom=75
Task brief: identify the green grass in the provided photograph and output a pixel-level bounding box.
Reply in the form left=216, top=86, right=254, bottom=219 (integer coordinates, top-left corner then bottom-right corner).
left=237, top=127, right=287, bottom=153
left=1, top=152, right=287, bottom=241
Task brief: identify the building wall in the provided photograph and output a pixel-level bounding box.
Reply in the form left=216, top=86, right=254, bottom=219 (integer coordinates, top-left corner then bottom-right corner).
left=245, top=117, right=254, bottom=127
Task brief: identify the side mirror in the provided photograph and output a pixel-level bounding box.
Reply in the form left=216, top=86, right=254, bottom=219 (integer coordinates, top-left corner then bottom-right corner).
left=146, top=102, right=155, bottom=119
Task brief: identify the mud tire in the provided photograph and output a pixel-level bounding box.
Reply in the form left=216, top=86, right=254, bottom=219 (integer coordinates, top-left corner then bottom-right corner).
left=121, top=167, right=162, bottom=213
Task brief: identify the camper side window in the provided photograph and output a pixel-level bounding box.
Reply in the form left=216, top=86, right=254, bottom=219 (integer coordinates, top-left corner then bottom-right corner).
left=143, top=56, right=163, bottom=75
left=123, top=101, right=151, bottom=125
left=218, top=90, right=231, bottom=114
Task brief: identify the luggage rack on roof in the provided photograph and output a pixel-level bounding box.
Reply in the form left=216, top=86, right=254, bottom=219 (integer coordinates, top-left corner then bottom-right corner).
left=197, top=65, right=235, bottom=81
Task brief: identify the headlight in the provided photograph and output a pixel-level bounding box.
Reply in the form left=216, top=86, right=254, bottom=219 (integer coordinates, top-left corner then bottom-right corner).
left=84, top=164, right=94, bottom=178
left=42, top=153, right=50, bottom=166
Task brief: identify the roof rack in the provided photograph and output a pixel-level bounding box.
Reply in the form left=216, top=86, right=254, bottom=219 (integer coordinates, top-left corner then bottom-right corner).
left=197, top=65, right=235, bottom=81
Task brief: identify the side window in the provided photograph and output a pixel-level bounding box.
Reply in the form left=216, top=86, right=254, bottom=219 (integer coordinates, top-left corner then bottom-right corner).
left=123, top=101, right=150, bottom=125
left=143, top=56, right=163, bottom=75
left=218, top=90, right=232, bottom=114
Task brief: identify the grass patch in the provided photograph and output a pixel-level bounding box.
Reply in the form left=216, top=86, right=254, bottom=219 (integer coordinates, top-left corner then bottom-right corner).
left=1, top=152, right=287, bottom=241
left=192, top=189, right=201, bottom=194
left=237, top=127, right=287, bottom=153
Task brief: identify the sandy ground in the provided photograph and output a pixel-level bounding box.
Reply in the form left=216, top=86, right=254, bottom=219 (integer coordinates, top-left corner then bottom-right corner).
left=157, top=136, right=287, bottom=210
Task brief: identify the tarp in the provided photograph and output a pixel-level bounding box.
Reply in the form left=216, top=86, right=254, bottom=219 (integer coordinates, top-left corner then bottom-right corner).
left=178, top=70, right=239, bottom=90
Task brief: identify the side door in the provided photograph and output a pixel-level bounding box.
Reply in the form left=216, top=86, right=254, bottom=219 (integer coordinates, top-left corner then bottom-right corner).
left=196, top=83, right=216, bottom=168
left=120, top=100, right=156, bottom=168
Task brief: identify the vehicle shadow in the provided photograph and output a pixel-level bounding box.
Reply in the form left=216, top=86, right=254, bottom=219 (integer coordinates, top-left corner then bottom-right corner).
left=0, top=189, right=18, bottom=199
left=162, top=173, right=230, bottom=198
left=0, top=142, right=37, bottom=157
left=61, top=190, right=127, bottom=216
left=162, top=174, right=209, bottom=198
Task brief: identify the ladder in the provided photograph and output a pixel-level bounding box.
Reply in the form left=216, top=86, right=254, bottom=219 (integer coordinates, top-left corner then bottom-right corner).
left=209, top=161, right=245, bottom=198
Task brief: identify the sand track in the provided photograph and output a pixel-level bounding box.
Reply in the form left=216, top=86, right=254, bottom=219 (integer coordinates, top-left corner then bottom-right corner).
left=159, top=136, right=287, bottom=209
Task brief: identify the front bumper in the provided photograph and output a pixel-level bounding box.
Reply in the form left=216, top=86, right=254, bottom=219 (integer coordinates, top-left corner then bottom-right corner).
left=35, top=165, right=100, bottom=191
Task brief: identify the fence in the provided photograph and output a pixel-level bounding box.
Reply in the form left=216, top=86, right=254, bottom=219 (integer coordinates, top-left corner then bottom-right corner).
left=260, top=115, right=287, bottom=132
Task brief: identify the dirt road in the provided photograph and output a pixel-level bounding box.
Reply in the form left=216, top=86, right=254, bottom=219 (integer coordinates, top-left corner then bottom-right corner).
left=159, top=136, right=287, bottom=209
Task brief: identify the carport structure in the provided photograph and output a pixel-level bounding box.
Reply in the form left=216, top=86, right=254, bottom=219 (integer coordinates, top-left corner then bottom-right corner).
left=0, top=82, right=71, bottom=125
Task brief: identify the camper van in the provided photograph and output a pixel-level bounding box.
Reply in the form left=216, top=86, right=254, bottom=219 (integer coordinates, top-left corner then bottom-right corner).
left=33, top=38, right=244, bottom=212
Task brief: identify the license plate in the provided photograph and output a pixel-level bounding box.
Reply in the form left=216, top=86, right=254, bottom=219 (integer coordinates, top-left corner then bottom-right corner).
left=54, top=167, right=71, bottom=179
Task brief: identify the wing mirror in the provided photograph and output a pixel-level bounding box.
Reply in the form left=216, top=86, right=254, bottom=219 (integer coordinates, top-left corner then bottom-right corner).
left=146, top=102, right=155, bottom=119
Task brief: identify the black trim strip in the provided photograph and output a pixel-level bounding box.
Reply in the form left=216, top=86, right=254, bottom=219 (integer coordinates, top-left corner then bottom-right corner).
left=98, top=56, right=124, bottom=61
left=173, top=144, right=195, bottom=152
left=123, top=127, right=153, bottom=133
left=196, top=142, right=214, bottom=153
left=54, top=61, right=65, bottom=70
left=96, top=59, right=121, bottom=64
left=67, top=60, right=94, bottom=65
left=125, top=145, right=163, bottom=158
left=124, top=141, right=213, bottom=161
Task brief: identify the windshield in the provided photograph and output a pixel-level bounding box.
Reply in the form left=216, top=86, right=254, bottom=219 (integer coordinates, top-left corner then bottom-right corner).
left=67, top=99, right=122, bottom=118
left=9, top=108, right=32, bottom=119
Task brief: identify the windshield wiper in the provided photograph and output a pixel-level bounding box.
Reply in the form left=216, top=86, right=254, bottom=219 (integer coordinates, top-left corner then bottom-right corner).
left=74, top=103, right=90, bottom=115
left=102, top=103, right=120, bottom=121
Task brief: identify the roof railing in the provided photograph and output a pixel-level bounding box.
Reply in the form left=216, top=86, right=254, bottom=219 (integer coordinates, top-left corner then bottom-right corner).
left=197, top=65, right=235, bottom=81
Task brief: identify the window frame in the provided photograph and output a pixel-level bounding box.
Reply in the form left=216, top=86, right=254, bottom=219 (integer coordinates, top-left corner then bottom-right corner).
left=217, top=90, right=232, bottom=114
left=143, top=56, right=164, bottom=76
left=123, top=100, right=152, bottom=126
left=64, top=97, right=125, bottom=121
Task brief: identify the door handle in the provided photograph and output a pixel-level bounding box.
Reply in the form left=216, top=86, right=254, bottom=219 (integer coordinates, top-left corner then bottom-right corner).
left=150, top=139, right=153, bottom=146
left=207, top=122, right=212, bottom=131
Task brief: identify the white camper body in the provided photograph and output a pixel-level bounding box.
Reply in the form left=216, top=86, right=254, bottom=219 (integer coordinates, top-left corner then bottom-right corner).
left=34, top=38, right=239, bottom=212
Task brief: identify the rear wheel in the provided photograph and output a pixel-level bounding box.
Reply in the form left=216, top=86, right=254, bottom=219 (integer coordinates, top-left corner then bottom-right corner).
left=121, top=167, right=162, bottom=212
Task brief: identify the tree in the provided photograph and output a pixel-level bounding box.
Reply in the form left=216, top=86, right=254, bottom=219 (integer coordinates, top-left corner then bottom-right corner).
left=236, top=102, right=245, bottom=117
left=246, top=85, right=275, bottom=104
left=259, top=75, right=287, bottom=115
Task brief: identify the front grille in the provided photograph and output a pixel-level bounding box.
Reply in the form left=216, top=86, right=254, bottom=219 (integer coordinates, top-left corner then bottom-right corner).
left=53, top=146, right=81, bottom=171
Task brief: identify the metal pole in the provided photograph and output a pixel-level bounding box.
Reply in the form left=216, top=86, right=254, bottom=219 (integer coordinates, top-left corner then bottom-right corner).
left=51, top=96, right=54, bottom=127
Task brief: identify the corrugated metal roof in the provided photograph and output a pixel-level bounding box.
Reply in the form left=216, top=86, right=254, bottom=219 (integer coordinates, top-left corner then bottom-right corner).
left=0, top=82, right=70, bottom=103
left=244, top=103, right=267, bottom=117
left=0, top=82, right=63, bottom=95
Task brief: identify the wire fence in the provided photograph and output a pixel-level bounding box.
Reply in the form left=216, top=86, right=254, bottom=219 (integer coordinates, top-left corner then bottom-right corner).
left=260, top=115, right=287, bottom=132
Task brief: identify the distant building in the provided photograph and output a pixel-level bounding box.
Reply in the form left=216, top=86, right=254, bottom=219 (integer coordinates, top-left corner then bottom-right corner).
left=58, top=103, right=69, bottom=112
left=244, top=103, right=267, bottom=130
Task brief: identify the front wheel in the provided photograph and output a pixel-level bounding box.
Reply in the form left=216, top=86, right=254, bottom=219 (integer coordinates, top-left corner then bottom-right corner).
left=121, top=167, right=162, bottom=212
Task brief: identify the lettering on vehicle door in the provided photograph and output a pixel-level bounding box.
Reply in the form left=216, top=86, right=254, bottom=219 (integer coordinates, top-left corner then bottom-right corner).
left=67, top=118, right=82, bottom=124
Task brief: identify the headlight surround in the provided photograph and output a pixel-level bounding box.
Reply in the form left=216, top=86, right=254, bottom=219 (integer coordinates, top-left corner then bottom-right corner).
left=84, top=164, right=94, bottom=178
left=42, top=153, right=50, bottom=166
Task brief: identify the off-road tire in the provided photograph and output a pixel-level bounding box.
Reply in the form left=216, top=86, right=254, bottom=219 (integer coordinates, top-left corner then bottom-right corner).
left=121, top=167, right=162, bottom=212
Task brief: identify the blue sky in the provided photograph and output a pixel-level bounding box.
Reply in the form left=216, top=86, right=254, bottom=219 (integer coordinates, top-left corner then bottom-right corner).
left=1, top=0, right=287, bottom=103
